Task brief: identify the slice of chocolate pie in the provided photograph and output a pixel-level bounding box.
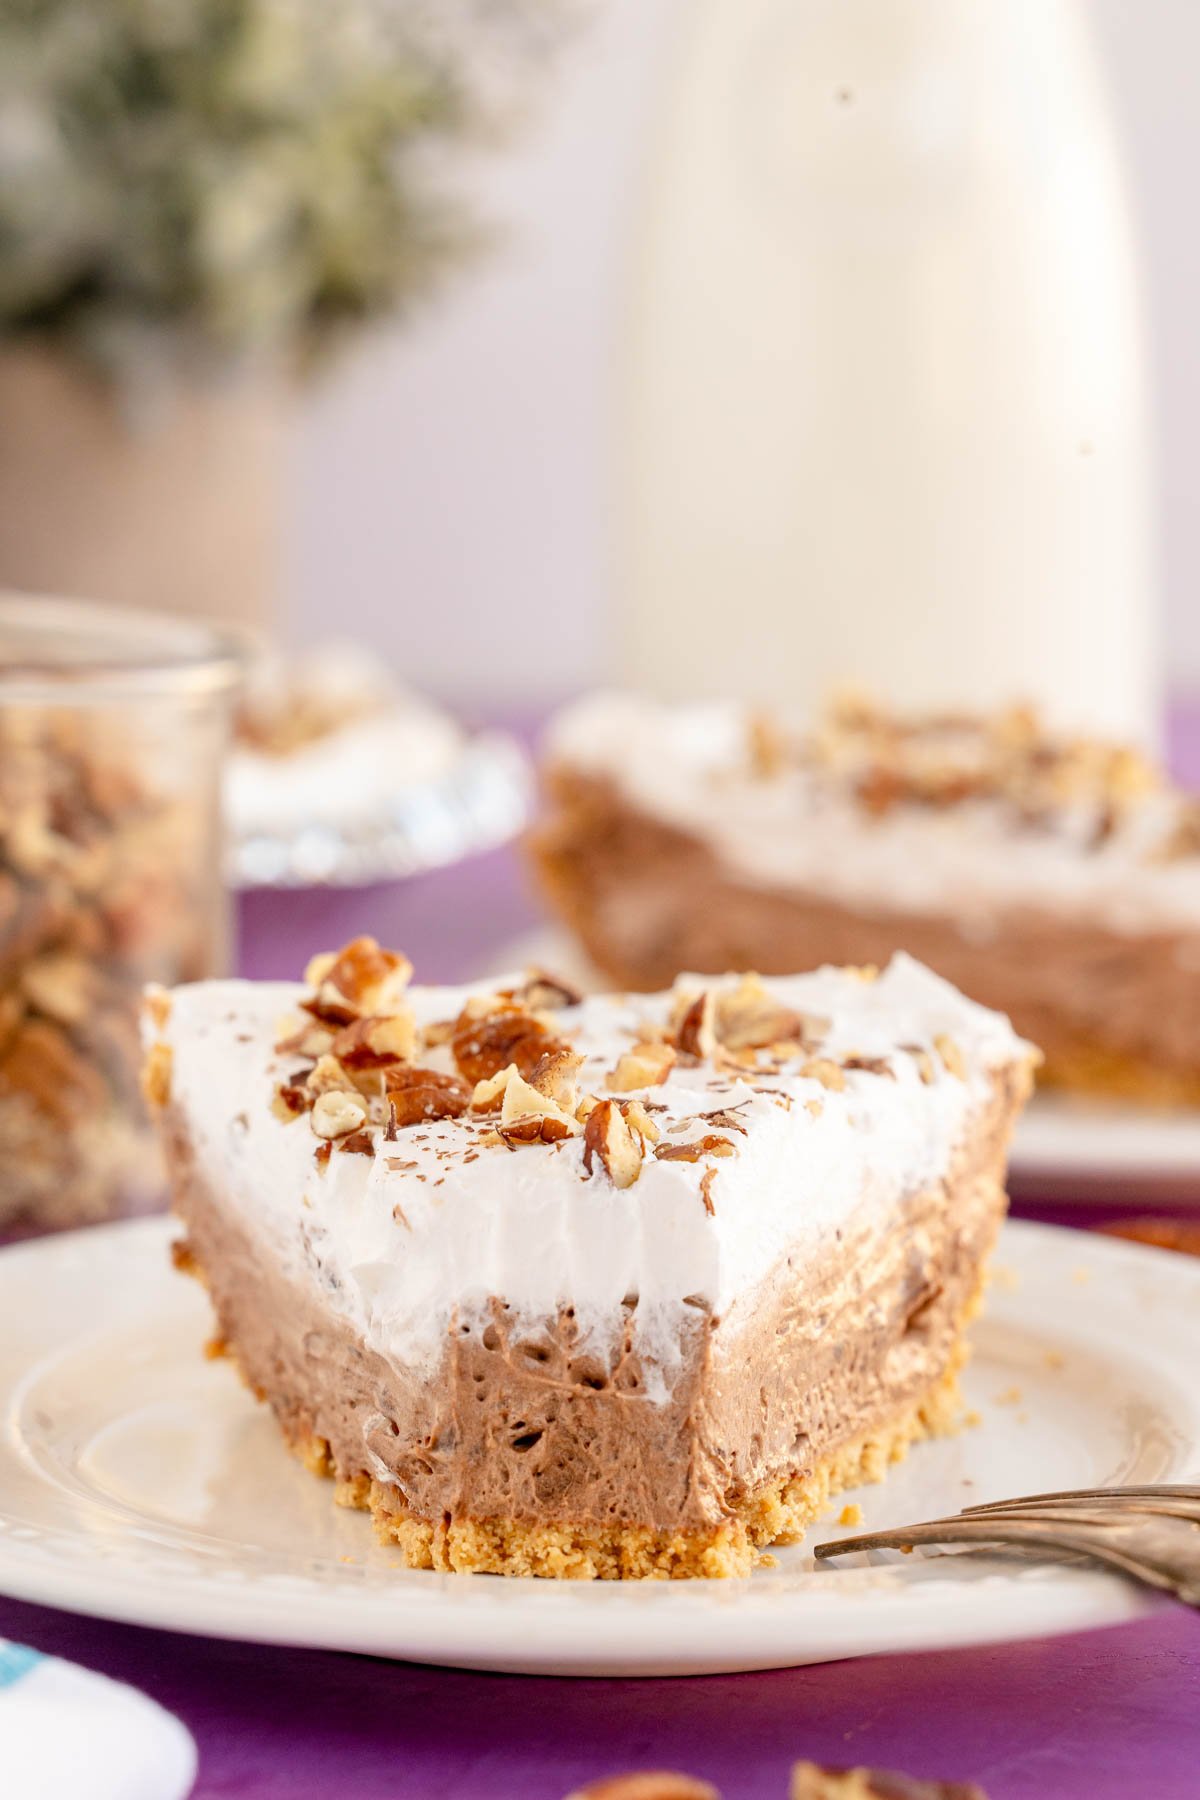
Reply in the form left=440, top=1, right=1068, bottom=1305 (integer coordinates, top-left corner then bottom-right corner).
left=145, top=938, right=1036, bottom=1579
left=533, top=690, right=1200, bottom=1105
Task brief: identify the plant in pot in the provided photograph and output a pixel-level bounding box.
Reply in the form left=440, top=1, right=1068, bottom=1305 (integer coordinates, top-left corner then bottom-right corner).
left=0, top=0, right=570, bottom=629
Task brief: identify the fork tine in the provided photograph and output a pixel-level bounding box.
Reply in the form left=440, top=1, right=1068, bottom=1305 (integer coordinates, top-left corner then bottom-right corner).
left=962, top=1494, right=1200, bottom=1527
left=963, top=1484, right=1200, bottom=1513
left=814, top=1508, right=1200, bottom=1608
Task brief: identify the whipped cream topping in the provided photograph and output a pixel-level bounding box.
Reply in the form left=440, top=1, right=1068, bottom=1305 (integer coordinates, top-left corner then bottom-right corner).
left=159, top=956, right=1029, bottom=1400
left=545, top=692, right=1200, bottom=937
left=228, top=703, right=462, bottom=840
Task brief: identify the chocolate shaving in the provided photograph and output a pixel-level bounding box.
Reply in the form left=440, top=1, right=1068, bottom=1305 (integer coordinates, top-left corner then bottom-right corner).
left=699, top=1103, right=751, bottom=1134
left=841, top=1055, right=896, bottom=1079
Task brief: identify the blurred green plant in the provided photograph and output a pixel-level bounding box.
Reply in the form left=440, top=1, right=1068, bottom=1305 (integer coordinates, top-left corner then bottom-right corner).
left=0, top=0, right=568, bottom=377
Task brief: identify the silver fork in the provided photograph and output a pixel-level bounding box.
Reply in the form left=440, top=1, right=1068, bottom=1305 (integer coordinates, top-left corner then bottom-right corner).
left=813, top=1484, right=1200, bottom=1606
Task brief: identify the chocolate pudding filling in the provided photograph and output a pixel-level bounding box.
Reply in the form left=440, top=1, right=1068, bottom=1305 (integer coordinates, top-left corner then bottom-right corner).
left=164, top=1069, right=1020, bottom=1566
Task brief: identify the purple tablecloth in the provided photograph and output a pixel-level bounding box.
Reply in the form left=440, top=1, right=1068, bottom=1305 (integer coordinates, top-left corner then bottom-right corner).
left=3, top=708, right=1199, bottom=1798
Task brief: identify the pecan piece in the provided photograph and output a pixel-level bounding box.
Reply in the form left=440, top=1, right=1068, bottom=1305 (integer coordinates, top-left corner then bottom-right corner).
left=338, top=1130, right=376, bottom=1157
left=713, top=974, right=806, bottom=1052
left=385, top=1065, right=471, bottom=1128
left=653, top=1133, right=735, bottom=1164
left=799, top=1057, right=846, bottom=1092
left=841, top=1055, right=895, bottom=1079
left=332, top=1012, right=417, bottom=1069
left=529, top=1046, right=584, bottom=1112
left=140, top=1040, right=173, bottom=1112
left=510, top=969, right=583, bottom=1011
left=273, top=1018, right=336, bottom=1060
left=673, top=990, right=716, bottom=1060
left=607, top=1040, right=676, bottom=1093
left=791, top=1763, right=987, bottom=1800
left=564, top=1776, right=720, bottom=1800
left=303, top=937, right=412, bottom=1024
left=271, top=1080, right=310, bottom=1121
left=473, top=1063, right=581, bottom=1144
left=310, top=1090, right=368, bottom=1139
left=451, top=1008, right=561, bottom=1084
left=305, top=1054, right=354, bottom=1098
left=582, top=1097, right=646, bottom=1188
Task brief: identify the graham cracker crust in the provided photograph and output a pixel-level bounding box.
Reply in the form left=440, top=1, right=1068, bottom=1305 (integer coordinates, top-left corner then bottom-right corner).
left=287, top=1359, right=964, bottom=1580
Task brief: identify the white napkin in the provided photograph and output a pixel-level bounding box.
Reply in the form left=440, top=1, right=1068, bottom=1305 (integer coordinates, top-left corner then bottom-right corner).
left=0, top=1640, right=196, bottom=1800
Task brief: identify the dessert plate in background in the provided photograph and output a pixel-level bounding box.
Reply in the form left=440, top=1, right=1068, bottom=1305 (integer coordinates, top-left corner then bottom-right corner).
left=0, top=1218, right=1195, bottom=1676
left=227, top=644, right=532, bottom=889
left=1007, top=1095, right=1200, bottom=1204
left=488, top=931, right=1200, bottom=1206
left=228, top=729, right=532, bottom=890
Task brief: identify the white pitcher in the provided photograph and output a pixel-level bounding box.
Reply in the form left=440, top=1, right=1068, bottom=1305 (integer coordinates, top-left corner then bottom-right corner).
left=621, top=0, right=1158, bottom=743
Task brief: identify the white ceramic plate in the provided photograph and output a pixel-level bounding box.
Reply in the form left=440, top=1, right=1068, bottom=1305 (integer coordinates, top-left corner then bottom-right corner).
left=0, top=1218, right=1196, bottom=1677
left=487, top=931, right=1200, bottom=1204
left=229, top=730, right=533, bottom=890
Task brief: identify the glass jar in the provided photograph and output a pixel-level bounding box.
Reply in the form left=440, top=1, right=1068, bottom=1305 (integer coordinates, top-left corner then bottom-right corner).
left=0, top=595, right=244, bottom=1232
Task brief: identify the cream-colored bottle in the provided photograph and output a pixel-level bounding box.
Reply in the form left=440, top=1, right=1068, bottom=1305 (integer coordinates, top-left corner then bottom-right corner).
left=622, top=0, right=1157, bottom=743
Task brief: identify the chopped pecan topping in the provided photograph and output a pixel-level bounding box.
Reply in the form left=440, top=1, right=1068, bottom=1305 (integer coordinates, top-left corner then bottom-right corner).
left=310, top=1090, right=368, bottom=1139
left=607, top=1040, right=676, bottom=1093
left=140, top=1040, right=172, bottom=1111
left=452, top=1008, right=563, bottom=1085
left=477, top=1065, right=582, bottom=1145
left=699, top=1105, right=749, bottom=1134
left=699, top=1167, right=719, bottom=1216
left=582, top=1097, right=647, bottom=1188
left=529, top=1046, right=584, bottom=1112
left=899, top=1043, right=936, bottom=1084
left=621, top=1097, right=661, bottom=1144
left=271, top=1081, right=310, bottom=1121
left=714, top=974, right=812, bottom=1053
left=654, top=1133, right=735, bottom=1164
left=799, top=1057, right=847, bottom=1092
left=564, top=1775, right=720, bottom=1800
left=386, top=1066, right=471, bottom=1128
left=331, top=1013, right=417, bottom=1069
left=305, top=1054, right=354, bottom=1097
left=339, top=1130, right=376, bottom=1156
left=673, top=990, right=716, bottom=1060
left=791, top=1762, right=987, bottom=1800
left=809, top=691, right=1158, bottom=837
left=142, top=985, right=172, bottom=1032
left=302, top=937, right=412, bottom=1025
left=419, top=1016, right=457, bottom=1049
left=841, top=1055, right=895, bottom=1079
left=509, top=969, right=583, bottom=1011
left=274, top=1018, right=336, bottom=1060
